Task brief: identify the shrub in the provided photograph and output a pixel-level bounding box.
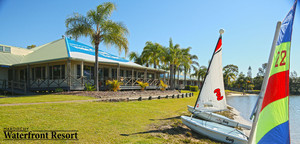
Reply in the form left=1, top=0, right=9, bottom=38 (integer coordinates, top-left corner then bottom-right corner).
left=85, top=83, right=96, bottom=91
left=136, top=81, right=149, bottom=91
left=189, top=86, right=198, bottom=92
left=185, top=85, right=191, bottom=90
left=159, top=80, right=168, bottom=91
left=55, top=88, right=64, bottom=92
left=106, top=80, right=123, bottom=92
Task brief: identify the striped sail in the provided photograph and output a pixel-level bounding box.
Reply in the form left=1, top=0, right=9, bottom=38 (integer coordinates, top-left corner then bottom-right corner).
left=251, top=1, right=297, bottom=143
left=194, top=35, right=227, bottom=112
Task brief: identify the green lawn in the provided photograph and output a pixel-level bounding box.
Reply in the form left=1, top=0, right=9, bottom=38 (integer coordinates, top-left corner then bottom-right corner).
left=0, top=91, right=220, bottom=144
left=0, top=95, right=95, bottom=104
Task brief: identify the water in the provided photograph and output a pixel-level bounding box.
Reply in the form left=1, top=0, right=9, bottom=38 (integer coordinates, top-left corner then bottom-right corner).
left=227, top=95, right=300, bottom=144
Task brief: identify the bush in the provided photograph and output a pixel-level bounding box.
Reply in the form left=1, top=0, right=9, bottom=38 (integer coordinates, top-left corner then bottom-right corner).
left=189, top=86, right=198, bottom=92
left=106, top=80, right=123, bottom=92
left=185, top=85, right=191, bottom=90
left=85, top=83, right=96, bottom=91
left=159, top=80, right=168, bottom=91
left=55, top=88, right=64, bottom=92
left=136, top=81, right=149, bottom=91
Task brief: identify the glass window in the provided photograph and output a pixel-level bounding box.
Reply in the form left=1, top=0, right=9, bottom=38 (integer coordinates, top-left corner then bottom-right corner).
left=112, top=68, right=117, bottom=79
left=36, top=67, right=42, bottom=79
left=31, top=68, right=35, bottom=80
left=84, top=65, right=94, bottom=79
left=53, top=65, right=61, bottom=79
left=77, top=65, right=81, bottom=78
left=104, top=68, right=109, bottom=79
left=0, top=46, right=3, bottom=52
left=120, top=70, right=124, bottom=77
left=4, top=47, right=11, bottom=53
left=42, top=67, right=45, bottom=79
left=20, top=70, right=25, bottom=81
left=61, top=65, right=65, bottom=79
left=49, top=66, right=53, bottom=79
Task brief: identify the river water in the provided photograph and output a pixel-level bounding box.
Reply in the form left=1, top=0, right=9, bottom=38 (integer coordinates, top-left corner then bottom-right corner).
left=227, top=95, right=300, bottom=144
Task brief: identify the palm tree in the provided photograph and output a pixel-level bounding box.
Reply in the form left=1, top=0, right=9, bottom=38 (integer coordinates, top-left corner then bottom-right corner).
left=223, top=64, right=238, bottom=89
left=65, top=2, right=129, bottom=91
left=129, top=52, right=143, bottom=65
left=141, top=41, right=163, bottom=69
left=192, top=65, right=207, bottom=88
left=159, top=38, right=181, bottom=89
left=180, top=48, right=198, bottom=87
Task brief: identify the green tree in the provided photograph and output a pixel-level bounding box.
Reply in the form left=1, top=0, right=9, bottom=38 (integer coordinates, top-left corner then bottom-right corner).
left=223, top=64, right=238, bottom=89
left=129, top=52, right=144, bottom=65
left=141, top=41, right=163, bottom=69
left=65, top=2, right=129, bottom=91
left=192, top=65, right=207, bottom=88
left=27, top=45, right=36, bottom=49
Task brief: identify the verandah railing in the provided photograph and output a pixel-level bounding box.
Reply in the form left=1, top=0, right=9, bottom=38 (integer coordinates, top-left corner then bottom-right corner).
left=10, top=75, right=168, bottom=91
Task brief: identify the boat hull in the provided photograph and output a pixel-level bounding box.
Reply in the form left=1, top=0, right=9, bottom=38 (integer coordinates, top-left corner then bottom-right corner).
left=188, top=105, right=251, bottom=130
left=181, top=116, right=248, bottom=144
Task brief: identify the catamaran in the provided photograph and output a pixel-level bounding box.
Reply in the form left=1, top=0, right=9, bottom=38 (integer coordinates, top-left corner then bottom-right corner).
left=249, top=1, right=297, bottom=143
left=181, top=29, right=248, bottom=144
left=186, top=29, right=251, bottom=130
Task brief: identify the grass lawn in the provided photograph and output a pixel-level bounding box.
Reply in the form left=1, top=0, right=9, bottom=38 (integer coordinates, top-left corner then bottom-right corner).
left=0, top=95, right=95, bottom=104
left=0, top=91, right=221, bottom=144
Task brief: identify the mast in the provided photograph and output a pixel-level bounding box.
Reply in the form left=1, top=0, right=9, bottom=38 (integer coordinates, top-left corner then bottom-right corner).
left=193, top=29, right=224, bottom=110
left=248, top=21, right=281, bottom=143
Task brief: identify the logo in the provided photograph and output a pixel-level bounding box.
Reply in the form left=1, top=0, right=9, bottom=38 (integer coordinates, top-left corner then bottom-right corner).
left=226, top=137, right=234, bottom=143
left=3, top=127, right=78, bottom=140
left=214, top=88, right=223, bottom=101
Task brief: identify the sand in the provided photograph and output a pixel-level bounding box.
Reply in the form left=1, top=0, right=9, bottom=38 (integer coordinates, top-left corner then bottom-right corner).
left=228, top=105, right=252, bottom=136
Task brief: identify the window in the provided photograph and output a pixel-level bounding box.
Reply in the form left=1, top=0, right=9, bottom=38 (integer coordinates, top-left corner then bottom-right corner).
left=104, top=68, right=109, bottom=79
left=120, top=70, right=124, bottom=77
left=111, top=68, right=117, bottom=79
left=77, top=65, right=81, bottom=78
left=49, top=65, right=65, bottom=80
left=147, top=73, right=154, bottom=79
left=126, top=70, right=132, bottom=78
left=0, top=46, right=3, bottom=52
left=31, top=67, right=46, bottom=80
left=84, top=65, right=94, bottom=79
left=4, top=47, right=11, bottom=53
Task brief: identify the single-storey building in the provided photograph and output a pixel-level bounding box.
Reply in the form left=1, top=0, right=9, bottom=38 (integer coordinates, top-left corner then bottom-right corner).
left=0, top=37, right=198, bottom=93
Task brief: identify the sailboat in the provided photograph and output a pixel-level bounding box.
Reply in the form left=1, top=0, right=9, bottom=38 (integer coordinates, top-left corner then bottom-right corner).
left=187, top=29, right=251, bottom=130
left=181, top=29, right=248, bottom=144
left=249, top=1, right=297, bottom=143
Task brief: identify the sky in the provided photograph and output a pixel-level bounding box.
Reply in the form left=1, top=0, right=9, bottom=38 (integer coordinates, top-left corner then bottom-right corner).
left=1, top=0, right=300, bottom=77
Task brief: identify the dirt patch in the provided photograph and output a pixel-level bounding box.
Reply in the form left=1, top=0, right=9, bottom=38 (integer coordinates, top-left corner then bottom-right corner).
left=146, top=113, right=223, bottom=144
left=57, top=90, right=181, bottom=99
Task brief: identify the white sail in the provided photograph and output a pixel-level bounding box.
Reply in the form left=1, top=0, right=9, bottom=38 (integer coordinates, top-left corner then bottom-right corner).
left=194, top=36, right=227, bottom=112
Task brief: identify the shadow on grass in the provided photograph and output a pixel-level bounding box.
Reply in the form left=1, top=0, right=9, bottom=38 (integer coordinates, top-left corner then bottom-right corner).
left=149, top=116, right=181, bottom=121
left=120, top=125, right=212, bottom=141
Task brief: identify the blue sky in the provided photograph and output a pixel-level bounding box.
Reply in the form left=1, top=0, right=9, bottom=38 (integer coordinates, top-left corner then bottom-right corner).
left=1, top=0, right=299, bottom=77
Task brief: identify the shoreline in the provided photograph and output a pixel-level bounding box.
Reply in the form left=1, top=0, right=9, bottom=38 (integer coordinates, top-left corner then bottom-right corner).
left=228, top=105, right=252, bottom=136
left=226, top=93, right=258, bottom=97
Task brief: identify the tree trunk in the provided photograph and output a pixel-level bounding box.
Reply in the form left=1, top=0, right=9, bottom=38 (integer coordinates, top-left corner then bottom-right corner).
left=177, top=66, right=179, bottom=89
left=173, top=65, right=176, bottom=90
left=184, top=67, right=187, bottom=87
left=95, top=43, right=99, bottom=91
left=170, top=64, right=173, bottom=89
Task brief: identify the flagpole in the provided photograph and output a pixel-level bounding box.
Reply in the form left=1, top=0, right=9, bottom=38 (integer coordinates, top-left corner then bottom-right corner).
left=248, top=21, right=281, bottom=143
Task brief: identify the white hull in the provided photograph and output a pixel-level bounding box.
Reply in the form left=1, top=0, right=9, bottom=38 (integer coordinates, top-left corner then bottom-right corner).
left=188, top=105, right=251, bottom=130
left=181, top=116, right=248, bottom=144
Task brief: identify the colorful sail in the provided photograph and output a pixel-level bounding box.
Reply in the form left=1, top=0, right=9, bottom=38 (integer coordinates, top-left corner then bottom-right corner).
left=251, top=1, right=297, bottom=143
left=194, top=34, right=227, bottom=112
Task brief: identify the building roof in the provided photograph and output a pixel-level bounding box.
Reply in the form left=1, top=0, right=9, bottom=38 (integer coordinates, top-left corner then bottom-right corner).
left=1, top=38, right=166, bottom=72
left=0, top=53, right=24, bottom=66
